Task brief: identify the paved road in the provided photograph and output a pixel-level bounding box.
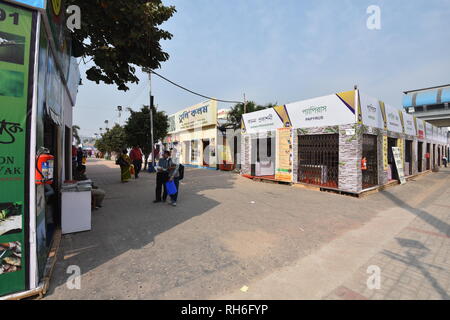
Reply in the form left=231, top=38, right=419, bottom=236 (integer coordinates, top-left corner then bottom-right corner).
left=46, top=159, right=450, bottom=300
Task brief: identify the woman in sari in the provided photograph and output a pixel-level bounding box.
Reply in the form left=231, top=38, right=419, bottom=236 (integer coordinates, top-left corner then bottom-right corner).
left=118, top=149, right=132, bottom=183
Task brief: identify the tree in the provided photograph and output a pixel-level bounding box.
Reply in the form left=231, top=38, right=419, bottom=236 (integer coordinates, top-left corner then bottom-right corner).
left=71, top=0, right=176, bottom=91
left=225, top=102, right=276, bottom=130
left=97, top=124, right=127, bottom=156
left=124, top=105, right=168, bottom=169
left=72, top=125, right=81, bottom=145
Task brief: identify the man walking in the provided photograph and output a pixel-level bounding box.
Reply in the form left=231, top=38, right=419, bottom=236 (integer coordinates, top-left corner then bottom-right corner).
left=130, top=145, right=143, bottom=178
left=153, top=150, right=171, bottom=203
left=443, top=155, right=448, bottom=168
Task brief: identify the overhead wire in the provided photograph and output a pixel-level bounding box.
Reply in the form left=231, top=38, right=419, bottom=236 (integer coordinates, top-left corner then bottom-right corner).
left=149, top=69, right=243, bottom=104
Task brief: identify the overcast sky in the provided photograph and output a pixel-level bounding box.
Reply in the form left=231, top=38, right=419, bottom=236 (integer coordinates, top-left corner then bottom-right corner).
left=74, top=0, right=450, bottom=137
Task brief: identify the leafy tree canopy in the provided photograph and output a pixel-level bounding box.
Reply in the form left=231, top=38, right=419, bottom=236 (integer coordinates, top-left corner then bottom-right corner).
left=96, top=124, right=127, bottom=153
left=71, top=0, right=176, bottom=90
left=124, top=105, right=168, bottom=166
left=72, top=125, right=81, bottom=145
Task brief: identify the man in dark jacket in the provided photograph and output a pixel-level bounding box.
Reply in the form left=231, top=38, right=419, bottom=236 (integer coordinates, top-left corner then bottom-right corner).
left=153, top=151, right=171, bottom=203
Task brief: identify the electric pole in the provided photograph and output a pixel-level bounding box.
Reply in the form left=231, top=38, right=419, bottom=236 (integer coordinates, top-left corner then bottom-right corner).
left=149, top=70, right=156, bottom=171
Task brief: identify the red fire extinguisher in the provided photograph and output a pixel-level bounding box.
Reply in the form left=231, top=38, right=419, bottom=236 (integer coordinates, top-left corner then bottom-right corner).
left=36, top=148, right=54, bottom=185
left=361, top=157, right=368, bottom=170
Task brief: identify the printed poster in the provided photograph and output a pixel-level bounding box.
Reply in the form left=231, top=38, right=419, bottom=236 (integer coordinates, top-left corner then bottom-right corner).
left=275, top=128, right=293, bottom=182
left=383, top=136, right=388, bottom=171
left=0, top=2, right=35, bottom=296
left=392, top=147, right=406, bottom=185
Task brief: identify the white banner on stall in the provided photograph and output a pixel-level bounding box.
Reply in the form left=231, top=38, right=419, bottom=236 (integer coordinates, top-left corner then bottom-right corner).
left=425, top=122, right=433, bottom=139
left=286, top=94, right=356, bottom=129
left=242, top=108, right=284, bottom=134
left=402, top=111, right=416, bottom=136
left=384, top=104, right=403, bottom=134
left=359, top=92, right=384, bottom=129
left=416, top=118, right=425, bottom=140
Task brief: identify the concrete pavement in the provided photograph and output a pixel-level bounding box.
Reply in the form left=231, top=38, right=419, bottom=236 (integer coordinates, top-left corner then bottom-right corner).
left=45, top=159, right=450, bottom=300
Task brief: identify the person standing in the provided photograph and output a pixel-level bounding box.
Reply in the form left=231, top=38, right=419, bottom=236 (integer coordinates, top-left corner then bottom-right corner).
left=153, top=150, right=171, bottom=203
left=130, top=145, right=143, bottom=178
left=76, top=147, right=83, bottom=167
left=168, top=154, right=180, bottom=207
left=117, top=149, right=132, bottom=183
left=443, top=155, right=448, bottom=168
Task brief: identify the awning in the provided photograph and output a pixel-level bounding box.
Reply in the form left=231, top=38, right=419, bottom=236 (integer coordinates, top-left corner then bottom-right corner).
left=403, top=85, right=450, bottom=107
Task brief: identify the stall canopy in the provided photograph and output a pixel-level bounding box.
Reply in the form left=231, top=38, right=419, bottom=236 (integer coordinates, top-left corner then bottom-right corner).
left=286, top=91, right=356, bottom=129
left=241, top=107, right=287, bottom=134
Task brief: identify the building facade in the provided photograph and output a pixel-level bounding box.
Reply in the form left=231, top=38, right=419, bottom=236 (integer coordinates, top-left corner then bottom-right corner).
left=0, top=0, right=80, bottom=297
left=165, top=100, right=240, bottom=170
left=241, top=89, right=450, bottom=194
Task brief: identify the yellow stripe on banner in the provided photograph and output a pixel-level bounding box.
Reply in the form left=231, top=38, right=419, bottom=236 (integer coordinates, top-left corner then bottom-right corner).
left=380, top=101, right=387, bottom=130
left=274, top=105, right=292, bottom=128
left=336, top=90, right=356, bottom=111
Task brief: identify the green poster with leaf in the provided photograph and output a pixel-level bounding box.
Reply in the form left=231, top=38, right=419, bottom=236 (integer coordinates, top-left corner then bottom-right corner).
left=0, top=1, right=35, bottom=296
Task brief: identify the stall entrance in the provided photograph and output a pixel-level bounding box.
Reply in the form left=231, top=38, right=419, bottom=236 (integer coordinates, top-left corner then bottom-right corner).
left=426, top=143, right=431, bottom=170
left=190, top=140, right=199, bottom=163
left=298, top=134, right=339, bottom=188
left=387, top=138, right=399, bottom=181
left=418, top=142, right=423, bottom=173
left=362, top=134, right=378, bottom=189
left=43, top=118, right=60, bottom=244
left=202, top=139, right=210, bottom=166
left=405, top=140, right=413, bottom=176
left=251, top=136, right=275, bottom=177
left=438, top=147, right=441, bottom=166
left=433, top=145, right=436, bottom=168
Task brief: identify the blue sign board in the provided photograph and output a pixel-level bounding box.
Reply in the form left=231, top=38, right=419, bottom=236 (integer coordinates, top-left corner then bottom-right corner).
left=8, top=0, right=46, bottom=9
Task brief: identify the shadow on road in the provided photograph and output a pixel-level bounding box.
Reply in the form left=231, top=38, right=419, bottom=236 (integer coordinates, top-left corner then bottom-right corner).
left=47, top=159, right=238, bottom=296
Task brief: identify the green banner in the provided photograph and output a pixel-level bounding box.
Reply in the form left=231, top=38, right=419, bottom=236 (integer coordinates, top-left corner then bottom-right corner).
left=0, top=1, right=35, bottom=296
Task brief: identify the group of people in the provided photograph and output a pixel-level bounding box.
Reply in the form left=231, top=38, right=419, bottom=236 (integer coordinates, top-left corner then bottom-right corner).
left=116, top=146, right=181, bottom=206
left=154, top=150, right=181, bottom=207
left=116, top=146, right=144, bottom=182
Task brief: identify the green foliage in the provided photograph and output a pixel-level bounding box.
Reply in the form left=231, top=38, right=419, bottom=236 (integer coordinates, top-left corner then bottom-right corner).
left=95, top=124, right=127, bottom=153
left=72, top=125, right=81, bottom=145
left=124, top=105, right=168, bottom=163
left=71, top=0, right=176, bottom=91
left=226, top=102, right=276, bottom=130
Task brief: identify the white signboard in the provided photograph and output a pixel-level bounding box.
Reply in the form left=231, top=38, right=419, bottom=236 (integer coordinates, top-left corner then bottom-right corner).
left=425, top=122, right=433, bottom=139
left=359, top=93, right=384, bottom=129
left=402, top=111, right=416, bottom=136
left=392, top=147, right=406, bottom=185
left=286, top=94, right=356, bottom=129
left=242, top=108, right=284, bottom=134
left=384, top=104, right=403, bottom=133
left=416, top=119, right=425, bottom=139
left=169, top=100, right=218, bottom=133
left=433, top=126, right=438, bottom=142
